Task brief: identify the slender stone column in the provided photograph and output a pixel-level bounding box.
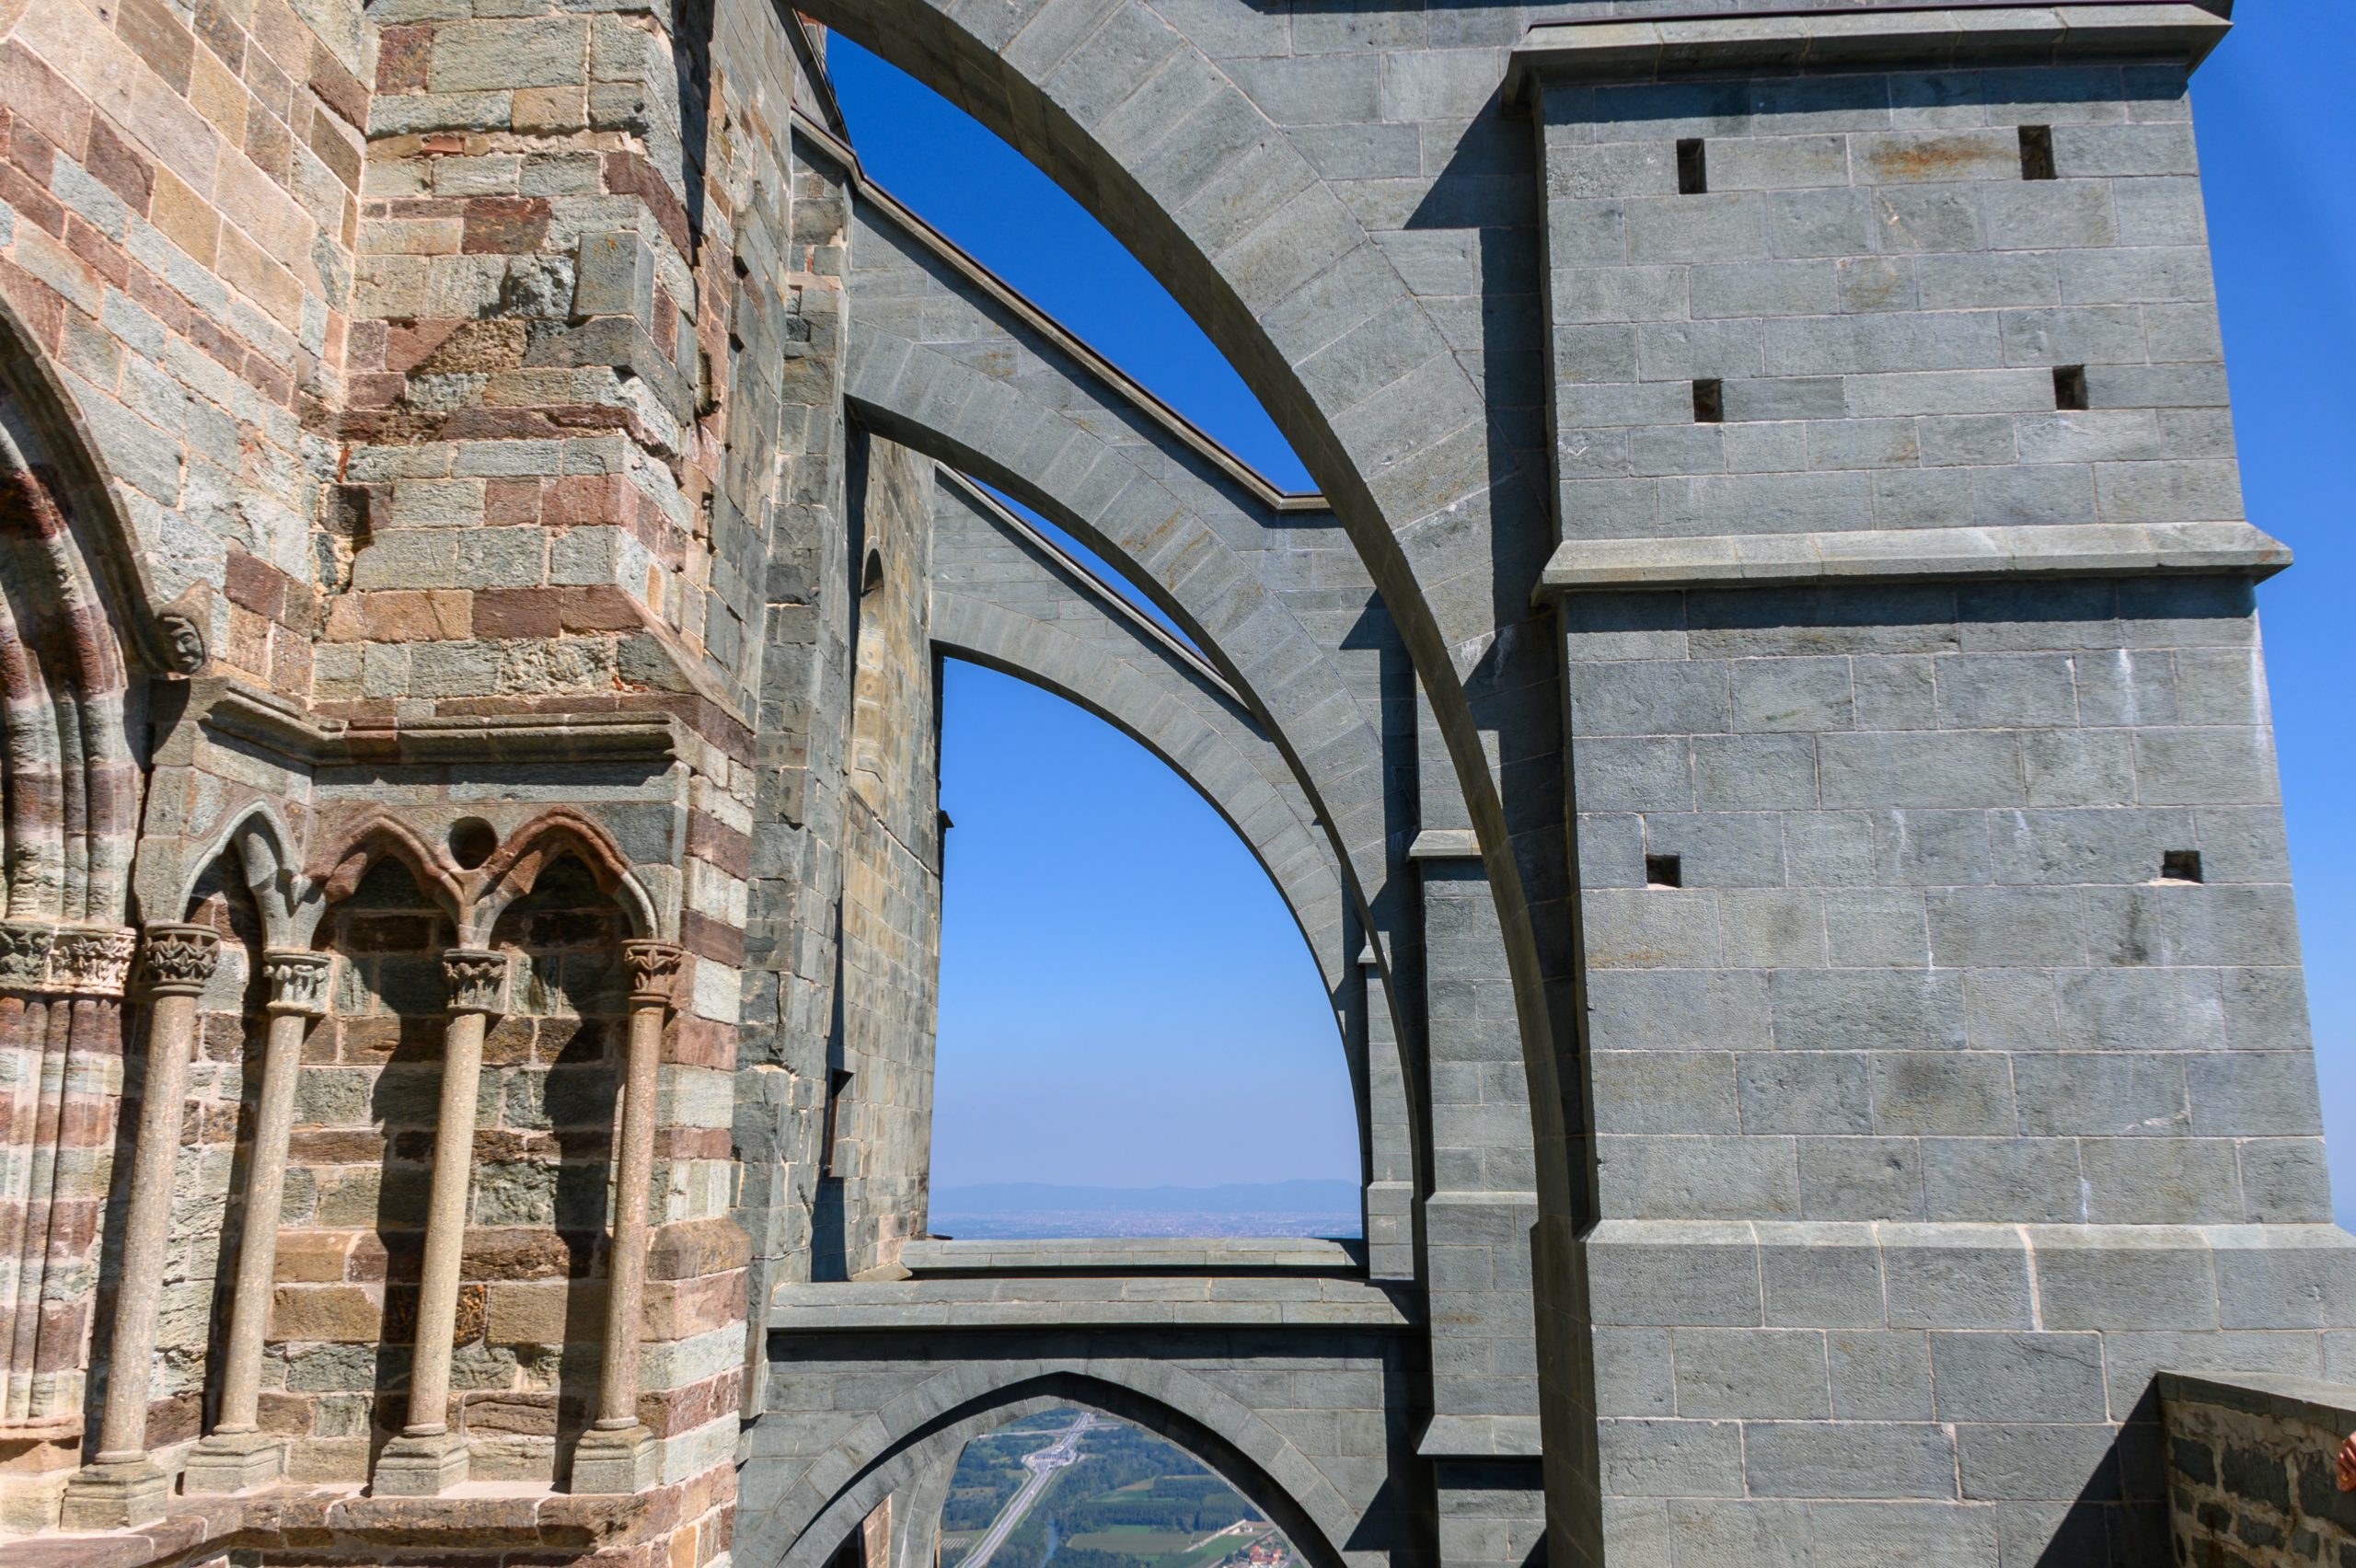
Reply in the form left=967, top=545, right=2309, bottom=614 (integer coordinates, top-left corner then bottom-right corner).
left=59, top=925, right=222, bottom=1530
left=572, top=940, right=682, bottom=1494
left=182, top=951, right=334, bottom=1494
left=371, top=948, right=507, bottom=1498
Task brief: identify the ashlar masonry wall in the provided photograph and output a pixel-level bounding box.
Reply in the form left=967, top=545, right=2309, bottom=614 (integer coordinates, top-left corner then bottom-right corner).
left=1532, top=18, right=2354, bottom=1566
left=825, top=428, right=940, bottom=1284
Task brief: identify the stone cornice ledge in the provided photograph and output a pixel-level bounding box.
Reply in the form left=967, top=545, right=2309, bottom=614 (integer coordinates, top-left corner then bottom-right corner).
left=1535, top=520, right=2290, bottom=598
left=1504, top=3, right=2231, bottom=105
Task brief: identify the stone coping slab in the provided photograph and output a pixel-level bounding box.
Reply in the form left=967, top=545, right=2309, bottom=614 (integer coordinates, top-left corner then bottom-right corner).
left=771, top=1274, right=1414, bottom=1330
left=1417, top=1414, right=1546, bottom=1460
left=900, top=1236, right=1366, bottom=1275
left=2159, top=1370, right=2356, bottom=1432
left=1408, top=829, right=1482, bottom=860
left=1535, top=521, right=2291, bottom=596
left=0, top=1484, right=653, bottom=1567
left=1505, top=2, right=2231, bottom=105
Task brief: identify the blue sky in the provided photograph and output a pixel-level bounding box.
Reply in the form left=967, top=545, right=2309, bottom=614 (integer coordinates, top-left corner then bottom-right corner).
left=834, top=4, right=2356, bottom=1211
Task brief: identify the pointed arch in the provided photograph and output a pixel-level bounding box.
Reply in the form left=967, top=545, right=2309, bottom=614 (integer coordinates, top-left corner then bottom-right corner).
left=739, top=1366, right=1362, bottom=1568
left=150, top=801, right=304, bottom=950
left=306, top=810, right=465, bottom=930
left=0, top=306, right=171, bottom=928
left=471, top=807, right=659, bottom=944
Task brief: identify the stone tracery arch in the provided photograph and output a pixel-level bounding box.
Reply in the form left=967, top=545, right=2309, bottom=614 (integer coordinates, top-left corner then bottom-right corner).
left=307, top=810, right=466, bottom=929
left=472, top=808, right=661, bottom=947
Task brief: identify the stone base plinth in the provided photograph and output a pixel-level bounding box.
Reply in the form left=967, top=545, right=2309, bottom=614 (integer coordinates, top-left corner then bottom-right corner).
left=569, top=1424, right=657, bottom=1494
left=179, top=1431, right=288, bottom=1494
left=369, top=1430, right=469, bottom=1497
left=58, top=1458, right=170, bottom=1531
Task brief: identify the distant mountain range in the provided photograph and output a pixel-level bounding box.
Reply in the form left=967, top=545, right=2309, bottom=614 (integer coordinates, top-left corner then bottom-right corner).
left=929, top=1180, right=1360, bottom=1239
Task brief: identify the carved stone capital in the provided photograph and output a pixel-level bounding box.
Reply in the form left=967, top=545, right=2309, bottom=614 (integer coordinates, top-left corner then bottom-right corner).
left=0, top=921, right=147, bottom=997
left=0, top=922, right=55, bottom=994
left=620, top=940, right=685, bottom=1007
left=262, top=950, right=335, bottom=1017
left=141, top=925, right=222, bottom=997
left=57, top=928, right=141, bottom=996
left=441, top=949, right=509, bottom=1016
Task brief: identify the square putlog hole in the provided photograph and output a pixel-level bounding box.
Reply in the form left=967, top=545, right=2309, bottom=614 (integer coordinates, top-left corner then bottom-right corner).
left=2162, top=850, right=2204, bottom=883
left=2053, top=365, right=2089, bottom=410
left=1677, top=138, right=1708, bottom=194
left=2019, top=124, right=2057, bottom=180
left=1692, top=378, right=1724, bottom=423
left=1645, top=854, right=1682, bottom=889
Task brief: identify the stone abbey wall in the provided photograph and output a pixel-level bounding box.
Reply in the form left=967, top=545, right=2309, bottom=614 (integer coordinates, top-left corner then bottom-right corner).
left=0, top=2, right=2344, bottom=1567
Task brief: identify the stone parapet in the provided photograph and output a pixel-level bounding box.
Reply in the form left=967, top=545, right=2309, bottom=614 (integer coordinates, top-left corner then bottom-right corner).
left=897, top=1236, right=1366, bottom=1275
left=2160, top=1370, right=2356, bottom=1565
left=770, top=1275, right=1416, bottom=1330
left=1505, top=3, right=2233, bottom=105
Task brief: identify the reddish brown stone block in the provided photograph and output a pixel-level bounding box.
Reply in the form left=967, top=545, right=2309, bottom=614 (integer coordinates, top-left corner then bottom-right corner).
left=225, top=548, right=288, bottom=621
left=484, top=478, right=541, bottom=525
left=0, top=40, right=92, bottom=157
left=543, top=475, right=624, bottom=527
left=641, top=1371, right=743, bottom=1442
left=557, top=585, right=643, bottom=633
left=307, top=48, right=367, bottom=130
left=685, top=810, right=751, bottom=879
left=0, top=158, right=68, bottom=244
left=84, top=118, right=155, bottom=216
left=603, top=152, right=692, bottom=258
left=462, top=197, right=551, bottom=256
left=286, top=1129, right=387, bottom=1166
left=474, top=588, right=564, bottom=640
left=654, top=1127, right=731, bottom=1163
left=376, top=25, right=431, bottom=93
left=323, top=588, right=474, bottom=643
left=65, top=213, right=131, bottom=292
left=117, top=0, right=197, bottom=93
left=677, top=907, right=745, bottom=968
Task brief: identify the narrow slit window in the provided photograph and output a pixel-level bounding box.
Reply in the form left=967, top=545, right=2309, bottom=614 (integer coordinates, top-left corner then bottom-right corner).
left=1677, top=138, right=1708, bottom=195
left=2053, top=364, right=2089, bottom=411
left=1645, top=854, right=1682, bottom=889
left=2019, top=124, right=2057, bottom=180
left=1692, top=379, right=1724, bottom=423
left=819, top=1067, right=853, bottom=1176
left=2162, top=850, right=2204, bottom=884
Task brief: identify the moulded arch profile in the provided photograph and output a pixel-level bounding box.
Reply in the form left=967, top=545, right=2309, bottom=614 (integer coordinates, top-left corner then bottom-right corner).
left=469, top=807, right=661, bottom=945
left=306, top=810, right=468, bottom=935
left=149, top=801, right=303, bottom=948
left=740, top=1366, right=1360, bottom=1568
left=0, top=284, right=203, bottom=682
